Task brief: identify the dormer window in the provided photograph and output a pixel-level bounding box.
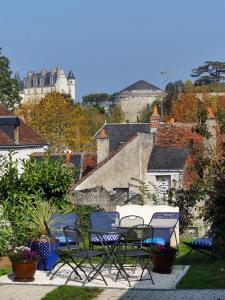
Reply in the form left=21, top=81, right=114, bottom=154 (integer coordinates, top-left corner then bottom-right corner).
left=33, top=77, right=38, bottom=87
left=39, top=77, right=44, bottom=86
left=50, top=77, right=54, bottom=85
left=25, top=79, right=31, bottom=87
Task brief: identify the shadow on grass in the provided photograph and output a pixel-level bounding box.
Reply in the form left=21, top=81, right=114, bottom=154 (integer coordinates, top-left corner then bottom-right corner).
left=175, top=241, right=225, bottom=288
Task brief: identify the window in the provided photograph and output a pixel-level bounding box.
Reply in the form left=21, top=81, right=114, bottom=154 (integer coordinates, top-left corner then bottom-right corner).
left=113, top=188, right=129, bottom=200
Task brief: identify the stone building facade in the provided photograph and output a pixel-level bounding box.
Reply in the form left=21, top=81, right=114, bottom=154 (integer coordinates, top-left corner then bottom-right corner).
left=16, top=67, right=76, bottom=102
left=113, top=80, right=162, bottom=122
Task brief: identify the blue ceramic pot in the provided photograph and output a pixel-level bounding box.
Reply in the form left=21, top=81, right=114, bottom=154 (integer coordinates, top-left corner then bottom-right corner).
left=30, top=240, right=59, bottom=271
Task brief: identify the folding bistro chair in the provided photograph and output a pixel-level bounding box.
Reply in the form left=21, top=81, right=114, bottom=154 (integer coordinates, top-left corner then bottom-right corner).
left=119, top=215, right=144, bottom=228
left=89, top=211, right=120, bottom=249
left=44, top=213, right=79, bottom=278
left=183, top=231, right=216, bottom=261
left=63, top=225, right=107, bottom=285
left=116, top=224, right=154, bottom=285
left=143, top=212, right=180, bottom=249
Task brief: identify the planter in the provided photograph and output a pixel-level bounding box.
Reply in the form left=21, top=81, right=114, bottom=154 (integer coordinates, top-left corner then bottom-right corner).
left=151, top=253, right=176, bottom=274
left=30, top=240, right=59, bottom=271
left=11, top=261, right=37, bottom=282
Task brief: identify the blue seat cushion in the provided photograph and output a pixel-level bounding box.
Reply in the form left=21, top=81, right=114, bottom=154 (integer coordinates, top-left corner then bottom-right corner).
left=91, top=233, right=119, bottom=243
left=55, top=235, right=73, bottom=244
left=143, top=237, right=166, bottom=245
left=190, top=237, right=213, bottom=248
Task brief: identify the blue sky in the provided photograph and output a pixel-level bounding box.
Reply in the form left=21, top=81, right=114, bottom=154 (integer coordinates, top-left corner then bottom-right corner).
left=1, top=0, right=225, bottom=101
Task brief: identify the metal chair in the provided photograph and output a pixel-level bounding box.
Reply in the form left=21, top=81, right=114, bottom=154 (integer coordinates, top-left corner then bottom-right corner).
left=48, top=213, right=78, bottom=245
left=63, top=225, right=107, bottom=285
left=116, top=224, right=154, bottom=285
left=143, top=212, right=180, bottom=248
left=44, top=213, right=78, bottom=278
left=89, top=211, right=120, bottom=249
left=119, top=215, right=144, bottom=228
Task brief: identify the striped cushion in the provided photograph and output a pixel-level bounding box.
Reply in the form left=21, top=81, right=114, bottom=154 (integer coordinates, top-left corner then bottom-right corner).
left=191, top=238, right=213, bottom=248
left=91, top=233, right=119, bottom=243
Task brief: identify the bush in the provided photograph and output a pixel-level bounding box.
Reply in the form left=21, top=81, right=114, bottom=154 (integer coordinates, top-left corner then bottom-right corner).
left=72, top=204, right=104, bottom=233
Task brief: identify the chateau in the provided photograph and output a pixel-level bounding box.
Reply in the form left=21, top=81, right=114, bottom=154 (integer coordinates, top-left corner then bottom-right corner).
left=16, top=67, right=76, bottom=102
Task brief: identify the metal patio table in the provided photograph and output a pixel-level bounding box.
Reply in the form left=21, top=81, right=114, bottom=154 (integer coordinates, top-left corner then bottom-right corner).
left=87, top=228, right=131, bottom=285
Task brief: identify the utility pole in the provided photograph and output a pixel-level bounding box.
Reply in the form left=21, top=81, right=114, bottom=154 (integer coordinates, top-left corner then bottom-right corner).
left=160, top=71, right=168, bottom=121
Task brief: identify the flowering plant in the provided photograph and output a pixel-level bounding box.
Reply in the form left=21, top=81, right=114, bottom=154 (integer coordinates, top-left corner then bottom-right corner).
left=151, top=244, right=177, bottom=256
left=9, top=246, right=39, bottom=263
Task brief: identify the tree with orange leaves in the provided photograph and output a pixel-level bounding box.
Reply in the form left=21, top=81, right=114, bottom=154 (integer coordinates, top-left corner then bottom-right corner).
left=17, top=92, right=105, bottom=152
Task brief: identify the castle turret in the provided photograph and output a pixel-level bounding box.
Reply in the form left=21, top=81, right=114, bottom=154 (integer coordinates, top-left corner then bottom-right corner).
left=67, top=70, right=76, bottom=100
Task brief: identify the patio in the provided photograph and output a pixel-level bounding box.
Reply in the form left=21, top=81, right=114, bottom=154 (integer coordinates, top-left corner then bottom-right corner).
left=0, top=264, right=189, bottom=289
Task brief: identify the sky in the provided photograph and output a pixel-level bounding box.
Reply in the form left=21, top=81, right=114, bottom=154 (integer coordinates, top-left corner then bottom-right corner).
left=1, top=0, right=225, bottom=101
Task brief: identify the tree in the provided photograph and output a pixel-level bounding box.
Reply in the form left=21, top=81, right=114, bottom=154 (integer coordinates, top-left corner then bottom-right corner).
left=191, top=61, right=225, bottom=85
left=82, top=93, right=113, bottom=104
left=164, top=81, right=184, bottom=114
left=108, top=104, right=125, bottom=123
left=0, top=48, right=21, bottom=110
left=17, top=92, right=106, bottom=152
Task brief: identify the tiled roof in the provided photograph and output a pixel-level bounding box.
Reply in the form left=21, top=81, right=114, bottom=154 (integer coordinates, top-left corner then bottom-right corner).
left=96, top=123, right=150, bottom=153
left=148, top=146, right=189, bottom=171
left=0, top=105, right=47, bottom=146
left=121, top=80, right=161, bottom=92
left=156, top=123, right=203, bottom=147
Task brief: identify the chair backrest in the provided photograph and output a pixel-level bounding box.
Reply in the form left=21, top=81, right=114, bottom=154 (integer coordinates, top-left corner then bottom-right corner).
left=63, top=225, right=88, bottom=254
left=124, top=224, right=154, bottom=246
left=119, top=215, right=144, bottom=228
left=149, top=212, right=179, bottom=244
left=45, top=213, right=77, bottom=244
left=149, top=212, right=179, bottom=229
left=90, top=211, right=120, bottom=230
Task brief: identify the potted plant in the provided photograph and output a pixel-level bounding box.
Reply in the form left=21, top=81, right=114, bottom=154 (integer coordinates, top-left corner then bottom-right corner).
left=28, top=200, right=60, bottom=271
left=150, top=244, right=177, bottom=274
left=9, top=246, right=39, bottom=282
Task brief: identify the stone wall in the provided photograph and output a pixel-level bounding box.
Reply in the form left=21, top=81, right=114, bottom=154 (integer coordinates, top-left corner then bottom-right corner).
left=70, top=186, right=142, bottom=211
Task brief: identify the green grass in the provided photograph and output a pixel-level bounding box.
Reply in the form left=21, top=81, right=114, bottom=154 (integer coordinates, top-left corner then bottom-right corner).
left=0, top=266, right=11, bottom=276
left=175, top=239, right=225, bottom=288
left=41, top=286, right=102, bottom=300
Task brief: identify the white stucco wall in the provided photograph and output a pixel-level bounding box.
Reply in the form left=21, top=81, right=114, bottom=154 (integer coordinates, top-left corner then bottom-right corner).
left=0, top=146, right=47, bottom=172
left=116, top=204, right=179, bottom=245
left=75, top=133, right=154, bottom=191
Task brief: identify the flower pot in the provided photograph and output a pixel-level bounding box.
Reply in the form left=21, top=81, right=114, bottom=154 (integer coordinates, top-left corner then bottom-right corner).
left=30, top=240, right=59, bottom=271
left=151, top=253, right=176, bottom=274
left=12, top=261, right=37, bottom=282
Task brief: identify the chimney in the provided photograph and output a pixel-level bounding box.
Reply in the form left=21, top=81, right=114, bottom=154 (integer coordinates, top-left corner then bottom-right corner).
left=14, top=125, right=19, bottom=144
left=205, top=107, right=217, bottom=151
left=150, top=105, right=161, bottom=132
left=64, top=147, right=72, bottom=164
left=96, top=128, right=109, bottom=164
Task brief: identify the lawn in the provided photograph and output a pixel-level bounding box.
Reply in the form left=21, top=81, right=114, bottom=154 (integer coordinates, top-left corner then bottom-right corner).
left=175, top=241, right=225, bottom=288
left=41, top=286, right=102, bottom=300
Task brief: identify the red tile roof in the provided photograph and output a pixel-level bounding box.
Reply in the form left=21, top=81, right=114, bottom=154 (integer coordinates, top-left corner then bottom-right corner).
left=156, top=123, right=203, bottom=147
left=0, top=105, right=47, bottom=146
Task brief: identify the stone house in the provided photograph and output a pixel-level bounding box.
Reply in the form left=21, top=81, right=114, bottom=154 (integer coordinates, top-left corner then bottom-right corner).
left=73, top=106, right=216, bottom=203
left=0, top=105, right=48, bottom=171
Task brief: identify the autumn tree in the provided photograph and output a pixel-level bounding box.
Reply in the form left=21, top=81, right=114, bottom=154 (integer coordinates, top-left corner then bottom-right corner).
left=0, top=48, right=21, bottom=110
left=108, top=104, right=125, bottom=123
left=171, top=91, right=205, bottom=123
left=17, top=92, right=105, bottom=152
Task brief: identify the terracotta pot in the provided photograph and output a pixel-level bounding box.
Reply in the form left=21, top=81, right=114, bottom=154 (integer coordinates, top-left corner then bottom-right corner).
left=12, top=261, right=37, bottom=282
left=151, top=253, right=176, bottom=274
